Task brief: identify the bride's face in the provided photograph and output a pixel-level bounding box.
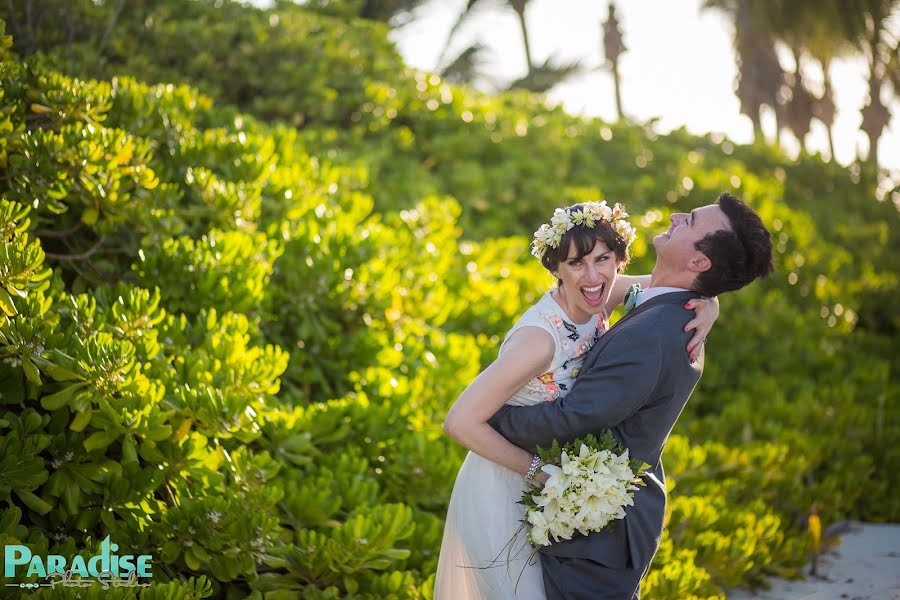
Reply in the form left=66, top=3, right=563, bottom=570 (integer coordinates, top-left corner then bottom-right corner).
left=554, top=239, right=620, bottom=323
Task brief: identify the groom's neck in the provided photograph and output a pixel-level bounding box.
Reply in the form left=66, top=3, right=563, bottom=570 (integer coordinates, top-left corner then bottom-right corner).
left=649, top=266, right=695, bottom=290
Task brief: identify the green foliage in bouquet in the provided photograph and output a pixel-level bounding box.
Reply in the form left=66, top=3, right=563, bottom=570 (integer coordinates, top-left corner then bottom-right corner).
left=0, top=3, right=897, bottom=598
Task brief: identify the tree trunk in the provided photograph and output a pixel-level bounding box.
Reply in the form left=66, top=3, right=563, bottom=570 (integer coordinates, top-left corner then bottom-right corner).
left=612, top=59, right=623, bottom=121
left=752, top=108, right=764, bottom=143
left=820, top=57, right=837, bottom=161
left=511, top=4, right=533, bottom=74
left=860, top=20, right=887, bottom=167
left=826, top=125, right=836, bottom=162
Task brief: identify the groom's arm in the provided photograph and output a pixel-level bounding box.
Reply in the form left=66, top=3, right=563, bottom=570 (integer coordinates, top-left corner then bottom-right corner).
left=488, top=322, right=663, bottom=451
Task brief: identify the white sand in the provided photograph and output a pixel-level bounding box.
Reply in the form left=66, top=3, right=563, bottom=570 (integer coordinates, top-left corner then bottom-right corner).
left=728, top=522, right=900, bottom=599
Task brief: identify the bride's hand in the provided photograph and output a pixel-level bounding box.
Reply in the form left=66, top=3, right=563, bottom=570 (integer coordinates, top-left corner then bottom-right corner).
left=532, top=471, right=550, bottom=486
left=684, top=296, right=719, bottom=362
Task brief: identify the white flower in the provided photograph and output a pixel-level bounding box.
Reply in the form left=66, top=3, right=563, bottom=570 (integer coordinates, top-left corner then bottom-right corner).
left=549, top=514, right=575, bottom=541
left=522, top=439, right=644, bottom=548
left=529, top=518, right=550, bottom=546
left=539, top=465, right=567, bottom=499
left=531, top=201, right=636, bottom=260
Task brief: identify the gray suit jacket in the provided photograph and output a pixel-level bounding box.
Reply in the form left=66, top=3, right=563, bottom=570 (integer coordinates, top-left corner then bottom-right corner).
left=489, top=291, right=703, bottom=572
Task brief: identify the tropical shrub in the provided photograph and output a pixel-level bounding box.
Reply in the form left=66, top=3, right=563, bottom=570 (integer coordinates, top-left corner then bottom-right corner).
left=0, top=5, right=897, bottom=599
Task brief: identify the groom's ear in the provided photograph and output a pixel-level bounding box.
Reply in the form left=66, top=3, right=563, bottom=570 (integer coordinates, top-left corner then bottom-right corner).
left=688, top=252, right=712, bottom=274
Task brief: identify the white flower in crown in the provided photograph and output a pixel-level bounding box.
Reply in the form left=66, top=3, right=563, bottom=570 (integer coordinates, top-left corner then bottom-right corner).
left=614, top=219, right=637, bottom=245
left=531, top=201, right=636, bottom=260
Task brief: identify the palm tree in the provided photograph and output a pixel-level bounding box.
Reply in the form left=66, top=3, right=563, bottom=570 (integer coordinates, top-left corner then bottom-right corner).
left=798, top=1, right=853, bottom=161
left=768, top=0, right=861, bottom=161
left=772, top=2, right=827, bottom=155
left=703, top=0, right=785, bottom=145
left=783, top=47, right=815, bottom=152
left=837, top=0, right=899, bottom=167
left=602, top=2, right=626, bottom=121
left=436, top=0, right=582, bottom=93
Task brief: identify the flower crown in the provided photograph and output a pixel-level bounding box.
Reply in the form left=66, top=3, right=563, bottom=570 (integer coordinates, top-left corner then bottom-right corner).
left=531, top=201, right=637, bottom=260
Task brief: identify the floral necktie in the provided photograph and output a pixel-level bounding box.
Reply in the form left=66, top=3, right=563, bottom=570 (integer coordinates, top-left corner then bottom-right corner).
left=623, top=283, right=642, bottom=312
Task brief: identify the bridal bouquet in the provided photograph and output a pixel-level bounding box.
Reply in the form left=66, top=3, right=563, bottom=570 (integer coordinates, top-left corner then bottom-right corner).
left=521, top=432, right=649, bottom=547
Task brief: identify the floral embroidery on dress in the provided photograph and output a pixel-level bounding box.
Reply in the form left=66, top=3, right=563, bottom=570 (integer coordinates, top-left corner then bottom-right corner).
left=537, top=372, right=560, bottom=401
left=574, top=313, right=608, bottom=357
left=561, top=320, right=580, bottom=342
left=574, top=333, right=594, bottom=357
left=542, top=313, right=563, bottom=329
left=503, top=293, right=606, bottom=408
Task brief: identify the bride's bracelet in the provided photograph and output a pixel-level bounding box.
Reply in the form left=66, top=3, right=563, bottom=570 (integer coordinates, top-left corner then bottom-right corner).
left=525, top=454, right=542, bottom=479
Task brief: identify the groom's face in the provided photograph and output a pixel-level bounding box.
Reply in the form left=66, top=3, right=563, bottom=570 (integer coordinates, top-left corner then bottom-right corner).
left=654, top=204, right=731, bottom=271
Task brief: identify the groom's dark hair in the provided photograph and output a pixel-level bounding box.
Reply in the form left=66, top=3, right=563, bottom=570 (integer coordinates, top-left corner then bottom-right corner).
left=692, top=193, right=773, bottom=296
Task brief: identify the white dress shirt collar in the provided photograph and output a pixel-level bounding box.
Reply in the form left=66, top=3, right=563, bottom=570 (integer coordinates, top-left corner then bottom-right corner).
left=635, top=286, right=690, bottom=307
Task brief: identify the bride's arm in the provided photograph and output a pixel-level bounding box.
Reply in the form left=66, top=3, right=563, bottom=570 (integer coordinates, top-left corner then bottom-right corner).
left=604, top=274, right=652, bottom=314
left=606, top=274, right=720, bottom=360
left=443, top=327, right=555, bottom=478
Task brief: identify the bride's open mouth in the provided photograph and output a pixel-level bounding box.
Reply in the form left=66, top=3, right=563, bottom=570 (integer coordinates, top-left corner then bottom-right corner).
left=581, top=282, right=605, bottom=307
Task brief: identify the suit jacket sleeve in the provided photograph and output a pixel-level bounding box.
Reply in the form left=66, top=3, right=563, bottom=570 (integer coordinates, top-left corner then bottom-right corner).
left=488, top=320, right=663, bottom=451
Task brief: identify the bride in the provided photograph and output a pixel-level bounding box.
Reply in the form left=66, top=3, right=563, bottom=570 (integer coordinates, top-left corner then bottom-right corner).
left=434, top=202, right=717, bottom=599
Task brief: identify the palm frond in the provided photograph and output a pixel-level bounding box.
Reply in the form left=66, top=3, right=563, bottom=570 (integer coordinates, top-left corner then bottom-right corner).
left=436, top=0, right=498, bottom=69
left=506, top=55, right=583, bottom=93
left=440, top=42, right=487, bottom=84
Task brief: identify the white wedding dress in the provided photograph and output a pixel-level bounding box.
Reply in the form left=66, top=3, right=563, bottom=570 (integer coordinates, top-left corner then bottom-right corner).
left=434, top=291, right=608, bottom=600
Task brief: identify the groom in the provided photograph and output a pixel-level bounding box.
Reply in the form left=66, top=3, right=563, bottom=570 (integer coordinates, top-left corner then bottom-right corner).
left=489, top=192, right=773, bottom=599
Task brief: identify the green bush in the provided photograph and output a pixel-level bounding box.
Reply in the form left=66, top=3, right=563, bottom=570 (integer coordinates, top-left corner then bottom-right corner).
left=0, top=6, right=897, bottom=599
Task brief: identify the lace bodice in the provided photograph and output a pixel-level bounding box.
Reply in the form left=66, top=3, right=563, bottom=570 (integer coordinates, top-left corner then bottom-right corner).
left=499, top=291, right=608, bottom=407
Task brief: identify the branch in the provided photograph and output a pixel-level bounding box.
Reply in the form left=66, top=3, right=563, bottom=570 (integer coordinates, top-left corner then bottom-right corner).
left=96, top=0, right=126, bottom=58
left=35, top=222, right=85, bottom=239
left=44, top=235, right=107, bottom=261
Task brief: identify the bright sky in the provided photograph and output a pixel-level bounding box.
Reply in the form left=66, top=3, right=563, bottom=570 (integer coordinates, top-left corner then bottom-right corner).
left=390, top=0, right=900, bottom=173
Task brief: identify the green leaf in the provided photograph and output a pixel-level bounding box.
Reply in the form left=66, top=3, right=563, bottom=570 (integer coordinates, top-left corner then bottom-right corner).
left=161, top=541, right=180, bottom=563
left=81, top=207, right=99, bottom=224
left=63, top=482, right=80, bottom=514
left=139, top=440, right=165, bottom=462
left=83, top=430, right=119, bottom=452
left=6, top=284, right=26, bottom=299
left=15, top=490, right=53, bottom=515
left=145, top=423, right=172, bottom=441
left=100, top=508, right=116, bottom=529
left=33, top=358, right=83, bottom=382
left=122, top=434, right=138, bottom=464
left=70, top=406, right=93, bottom=431
left=184, top=547, right=201, bottom=571
left=40, top=382, right=89, bottom=410
left=0, top=287, right=17, bottom=316
left=191, top=544, right=210, bottom=562
left=21, top=359, right=41, bottom=385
